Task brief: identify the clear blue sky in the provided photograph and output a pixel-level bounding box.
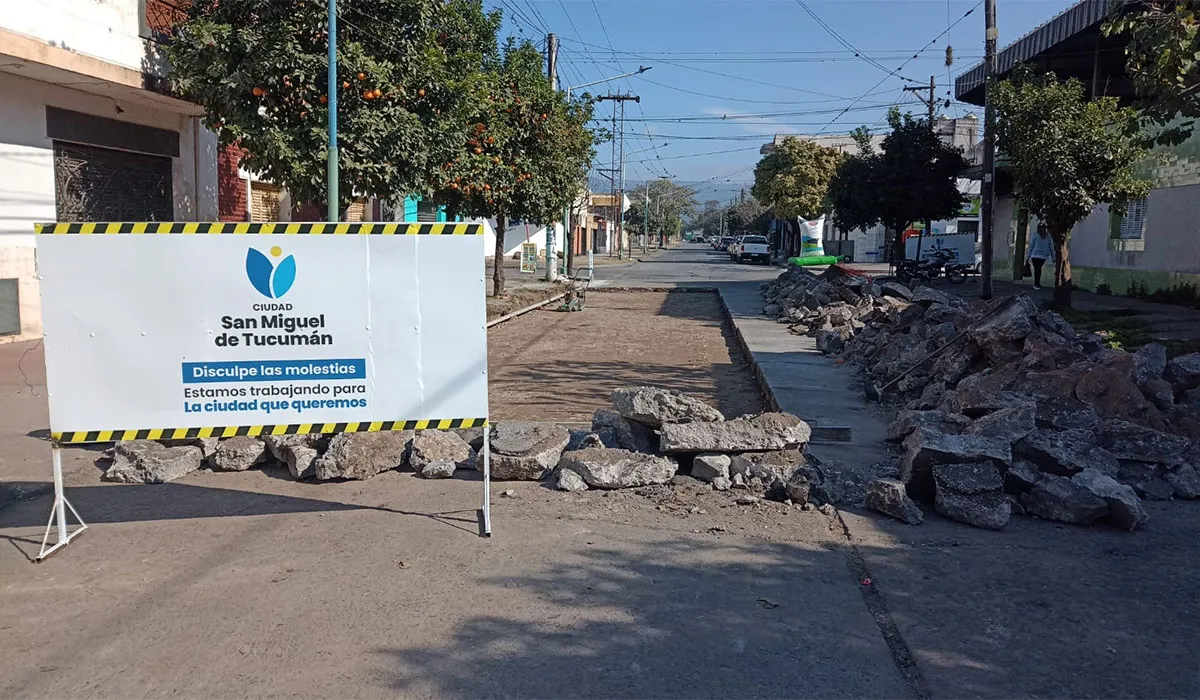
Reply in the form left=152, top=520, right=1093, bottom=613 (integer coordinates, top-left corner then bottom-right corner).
left=488, top=0, right=1078, bottom=199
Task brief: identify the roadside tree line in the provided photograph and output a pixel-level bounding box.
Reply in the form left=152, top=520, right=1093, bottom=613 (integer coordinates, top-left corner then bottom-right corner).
left=167, top=0, right=598, bottom=297
left=746, top=0, right=1198, bottom=308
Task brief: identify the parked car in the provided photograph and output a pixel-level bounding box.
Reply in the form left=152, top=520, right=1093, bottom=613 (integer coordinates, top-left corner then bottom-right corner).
left=727, top=235, right=744, bottom=259
left=714, top=236, right=734, bottom=252
left=693, top=235, right=706, bottom=243
left=734, top=235, right=771, bottom=264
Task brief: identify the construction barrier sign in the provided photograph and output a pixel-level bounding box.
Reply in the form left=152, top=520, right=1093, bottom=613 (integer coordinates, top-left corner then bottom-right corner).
left=35, top=222, right=490, bottom=444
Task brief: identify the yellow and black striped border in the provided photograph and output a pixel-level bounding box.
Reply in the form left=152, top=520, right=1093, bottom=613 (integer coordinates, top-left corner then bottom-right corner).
left=52, top=418, right=488, bottom=444
left=35, top=222, right=483, bottom=236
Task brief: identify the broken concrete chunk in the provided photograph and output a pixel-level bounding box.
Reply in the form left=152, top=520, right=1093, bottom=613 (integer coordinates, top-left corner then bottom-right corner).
left=315, top=431, right=411, bottom=481
left=815, top=329, right=847, bottom=354
left=900, top=428, right=1011, bottom=484
left=611, top=386, right=724, bottom=428
left=1164, top=464, right=1200, bottom=499
left=480, top=422, right=571, bottom=481
left=911, top=286, right=963, bottom=308
left=410, top=430, right=473, bottom=475
left=659, top=413, right=811, bottom=454
left=866, top=478, right=923, bottom=525
left=712, top=476, right=732, bottom=492
left=1071, top=468, right=1148, bottom=531
left=1002, top=460, right=1043, bottom=495
left=1142, top=378, right=1176, bottom=411
left=1020, top=475, right=1109, bottom=525
left=555, top=468, right=589, bottom=492
left=592, top=409, right=659, bottom=454
left=728, top=449, right=806, bottom=482
left=558, top=447, right=677, bottom=489
left=103, top=441, right=203, bottom=484
left=784, top=470, right=811, bottom=505
left=263, top=434, right=325, bottom=480
left=968, top=296, right=1038, bottom=349
left=1132, top=343, right=1168, bottom=385
left=1094, top=419, right=1190, bottom=465
left=964, top=403, right=1037, bottom=443
left=933, top=463, right=1010, bottom=530
left=879, top=281, right=913, bottom=301
left=691, top=454, right=731, bottom=483
left=1034, top=398, right=1099, bottom=431
left=1014, top=429, right=1119, bottom=477
left=1165, top=353, right=1200, bottom=393
left=886, top=410, right=973, bottom=442
left=211, top=436, right=268, bottom=472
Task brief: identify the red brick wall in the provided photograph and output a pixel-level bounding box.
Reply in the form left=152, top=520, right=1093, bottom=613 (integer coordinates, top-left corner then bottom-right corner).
left=217, top=144, right=248, bottom=222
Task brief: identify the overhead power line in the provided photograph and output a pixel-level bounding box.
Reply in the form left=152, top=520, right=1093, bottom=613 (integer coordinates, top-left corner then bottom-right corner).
left=793, top=0, right=918, bottom=83
left=817, top=0, right=983, bottom=134
left=558, top=37, right=850, bottom=100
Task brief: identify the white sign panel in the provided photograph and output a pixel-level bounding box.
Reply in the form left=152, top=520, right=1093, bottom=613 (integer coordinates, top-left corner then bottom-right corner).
left=36, top=222, right=489, bottom=442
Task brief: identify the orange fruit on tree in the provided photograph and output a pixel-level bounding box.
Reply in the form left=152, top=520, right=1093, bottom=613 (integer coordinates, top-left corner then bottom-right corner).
left=474, top=147, right=483, bottom=154
left=252, top=86, right=265, bottom=96
left=357, top=72, right=366, bottom=80
left=372, top=88, right=382, bottom=98
left=342, top=81, right=350, bottom=89
left=363, top=90, right=373, bottom=99
left=418, top=89, right=426, bottom=97
left=319, top=95, right=328, bottom=104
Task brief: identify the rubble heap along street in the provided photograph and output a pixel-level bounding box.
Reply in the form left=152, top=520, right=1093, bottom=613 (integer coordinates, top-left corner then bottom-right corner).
left=760, top=264, right=1200, bottom=531
left=88, top=384, right=869, bottom=511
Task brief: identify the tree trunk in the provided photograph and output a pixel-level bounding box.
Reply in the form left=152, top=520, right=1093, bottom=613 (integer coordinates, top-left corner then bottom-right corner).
left=1052, top=229, right=1072, bottom=309
left=493, top=214, right=506, bottom=298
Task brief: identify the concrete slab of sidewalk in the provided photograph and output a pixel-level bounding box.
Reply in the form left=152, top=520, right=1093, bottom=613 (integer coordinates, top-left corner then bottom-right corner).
left=715, top=281, right=890, bottom=467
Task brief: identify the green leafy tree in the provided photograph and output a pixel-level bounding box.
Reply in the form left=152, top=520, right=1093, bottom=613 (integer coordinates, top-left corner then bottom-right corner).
left=1104, top=0, right=1200, bottom=146
left=828, top=128, right=880, bottom=239
left=690, top=199, right=724, bottom=238
left=625, top=179, right=698, bottom=248
left=992, top=67, right=1150, bottom=308
left=828, top=112, right=968, bottom=261
left=725, top=196, right=770, bottom=235
left=433, top=39, right=596, bottom=297
left=168, top=0, right=498, bottom=214
left=751, top=137, right=844, bottom=220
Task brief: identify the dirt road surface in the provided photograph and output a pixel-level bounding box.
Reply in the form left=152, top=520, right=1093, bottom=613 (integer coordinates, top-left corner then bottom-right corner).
left=488, top=291, right=763, bottom=423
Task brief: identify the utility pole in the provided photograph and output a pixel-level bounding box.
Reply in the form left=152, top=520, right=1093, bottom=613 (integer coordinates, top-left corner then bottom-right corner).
left=980, top=0, right=997, bottom=299
left=325, top=0, right=338, bottom=222
left=643, top=187, right=649, bottom=253
left=544, top=33, right=558, bottom=281
left=903, top=74, right=939, bottom=264
left=596, top=93, right=640, bottom=260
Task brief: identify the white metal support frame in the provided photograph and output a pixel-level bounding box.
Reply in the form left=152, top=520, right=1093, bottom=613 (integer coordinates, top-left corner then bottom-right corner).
left=37, top=443, right=87, bottom=561
left=481, top=425, right=492, bottom=537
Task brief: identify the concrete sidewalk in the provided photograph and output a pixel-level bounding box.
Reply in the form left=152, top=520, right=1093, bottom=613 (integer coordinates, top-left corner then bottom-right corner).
left=715, top=281, right=890, bottom=468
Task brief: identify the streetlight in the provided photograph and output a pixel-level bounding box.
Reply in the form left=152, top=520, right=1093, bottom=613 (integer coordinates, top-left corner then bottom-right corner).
left=561, top=66, right=651, bottom=276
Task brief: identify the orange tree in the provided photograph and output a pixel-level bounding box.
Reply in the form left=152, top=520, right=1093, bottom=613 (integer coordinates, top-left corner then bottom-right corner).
left=433, top=39, right=596, bottom=296
left=168, top=0, right=498, bottom=214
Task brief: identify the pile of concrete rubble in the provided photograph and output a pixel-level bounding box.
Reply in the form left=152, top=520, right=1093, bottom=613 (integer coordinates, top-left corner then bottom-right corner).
left=760, top=265, right=1200, bottom=531
left=553, top=387, right=830, bottom=505
left=98, top=386, right=858, bottom=510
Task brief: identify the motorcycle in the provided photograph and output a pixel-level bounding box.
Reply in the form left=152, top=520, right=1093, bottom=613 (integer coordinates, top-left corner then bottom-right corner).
left=894, top=249, right=950, bottom=286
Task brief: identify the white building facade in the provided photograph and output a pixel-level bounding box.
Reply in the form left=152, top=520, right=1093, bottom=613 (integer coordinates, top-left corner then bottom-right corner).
left=0, top=0, right=218, bottom=342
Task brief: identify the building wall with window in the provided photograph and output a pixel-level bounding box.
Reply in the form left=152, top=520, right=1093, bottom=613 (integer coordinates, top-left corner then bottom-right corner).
left=997, top=121, right=1200, bottom=296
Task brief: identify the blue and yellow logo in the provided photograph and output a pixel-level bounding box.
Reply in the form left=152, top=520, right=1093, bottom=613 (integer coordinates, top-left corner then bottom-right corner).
left=246, top=246, right=296, bottom=299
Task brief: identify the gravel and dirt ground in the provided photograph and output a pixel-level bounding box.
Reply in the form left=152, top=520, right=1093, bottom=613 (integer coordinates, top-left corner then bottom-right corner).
left=487, top=290, right=764, bottom=423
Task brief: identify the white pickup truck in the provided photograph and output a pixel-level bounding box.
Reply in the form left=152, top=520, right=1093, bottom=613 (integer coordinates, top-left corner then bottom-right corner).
left=734, top=235, right=771, bottom=264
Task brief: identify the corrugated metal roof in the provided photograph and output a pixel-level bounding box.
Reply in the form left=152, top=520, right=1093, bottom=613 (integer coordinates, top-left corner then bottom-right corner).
left=954, top=0, right=1133, bottom=99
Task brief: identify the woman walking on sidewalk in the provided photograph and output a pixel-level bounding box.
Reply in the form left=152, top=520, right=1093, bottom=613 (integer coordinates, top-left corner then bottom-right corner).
left=1026, top=224, right=1055, bottom=290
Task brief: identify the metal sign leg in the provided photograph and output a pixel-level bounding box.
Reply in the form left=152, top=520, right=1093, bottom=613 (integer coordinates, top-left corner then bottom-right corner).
left=37, top=443, right=87, bottom=562
left=481, top=424, right=492, bottom=538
